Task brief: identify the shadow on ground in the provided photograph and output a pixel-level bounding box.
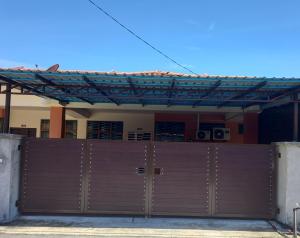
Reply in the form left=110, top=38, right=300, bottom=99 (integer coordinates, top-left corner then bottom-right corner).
left=2, top=216, right=280, bottom=231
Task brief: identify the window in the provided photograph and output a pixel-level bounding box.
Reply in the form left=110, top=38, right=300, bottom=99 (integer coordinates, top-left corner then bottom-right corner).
left=40, top=119, right=78, bottom=138
left=155, top=121, right=185, bottom=142
left=40, top=119, right=50, bottom=138
left=10, top=128, right=36, bottom=137
left=65, top=120, right=77, bottom=138
left=238, top=123, right=244, bottom=134
left=87, top=121, right=123, bottom=140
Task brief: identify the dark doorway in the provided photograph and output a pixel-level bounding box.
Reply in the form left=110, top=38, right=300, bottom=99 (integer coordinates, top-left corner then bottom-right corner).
left=259, top=103, right=300, bottom=143
left=155, top=121, right=185, bottom=142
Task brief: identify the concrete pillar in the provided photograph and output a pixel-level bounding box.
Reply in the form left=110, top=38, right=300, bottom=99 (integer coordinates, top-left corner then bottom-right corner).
left=0, top=108, right=4, bottom=133
left=3, top=84, right=11, bottom=133
left=243, top=113, right=258, bottom=144
left=0, top=134, right=22, bottom=223
left=49, top=107, right=65, bottom=138
left=276, top=142, right=300, bottom=228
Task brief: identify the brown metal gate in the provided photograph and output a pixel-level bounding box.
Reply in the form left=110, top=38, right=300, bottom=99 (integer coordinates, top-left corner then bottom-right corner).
left=21, top=138, right=85, bottom=213
left=150, top=142, right=210, bottom=216
left=20, top=139, right=276, bottom=219
left=211, top=144, right=276, bottom=218
left=85, top=140, right=147, bottom=215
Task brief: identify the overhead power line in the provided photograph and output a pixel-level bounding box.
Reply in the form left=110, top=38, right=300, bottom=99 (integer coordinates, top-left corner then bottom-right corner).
left=87, top=0, right=198, bottom=75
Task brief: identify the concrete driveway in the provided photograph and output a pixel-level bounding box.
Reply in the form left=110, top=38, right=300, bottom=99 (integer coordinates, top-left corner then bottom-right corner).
left=0, top=216, right=292, bottom=238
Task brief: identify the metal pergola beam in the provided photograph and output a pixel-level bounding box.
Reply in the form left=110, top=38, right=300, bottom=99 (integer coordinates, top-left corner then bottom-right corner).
left=218, top=81, right=267, bottom=108
left=0, top=74, right=64, bottom=103
left=35, top=74, right=94, bottom=105
left=7, top=82, right=277, bottom=94
left=244, top=84, right=300, bottom=109
left=167, top=78, right=176, bottom=107
left=1, top=91, right=299, bottom=103
left=193, top=80, right=222, bottom=107
left=82, top=76, right=120, bottom=105
left=127, top=77, right=144, bottom=106
left=1, top=84, right=18, bottom=93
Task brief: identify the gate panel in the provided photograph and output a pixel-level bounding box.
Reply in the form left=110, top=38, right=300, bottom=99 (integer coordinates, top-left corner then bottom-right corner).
left=151, top=142, right=210, bottom=216
left=86, top=141, right=147, bottom=215
left=21, top=138, right=85, bottom=213
left=213, top=144, right=275, bottom=218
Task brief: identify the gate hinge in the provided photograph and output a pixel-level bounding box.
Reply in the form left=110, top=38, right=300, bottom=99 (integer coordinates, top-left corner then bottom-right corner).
left=276, top=207, right=280, bottom=214
left=18, top=144, right=22, bottom=151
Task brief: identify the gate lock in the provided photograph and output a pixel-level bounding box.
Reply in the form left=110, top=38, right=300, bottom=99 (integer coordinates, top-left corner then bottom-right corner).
left=154, top=168, right=163, bottom=175
left=136, top=167, right=163, bottom=175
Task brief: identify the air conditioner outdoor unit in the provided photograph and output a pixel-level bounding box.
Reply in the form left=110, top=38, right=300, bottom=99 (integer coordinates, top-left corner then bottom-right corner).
left=197, top=130, right=211, bottom=141
left=213, top=128, right=230, bottom=141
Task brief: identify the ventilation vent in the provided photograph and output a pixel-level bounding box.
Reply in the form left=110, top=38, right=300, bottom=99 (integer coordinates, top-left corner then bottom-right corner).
left=128, top=131, right=152, bottom=141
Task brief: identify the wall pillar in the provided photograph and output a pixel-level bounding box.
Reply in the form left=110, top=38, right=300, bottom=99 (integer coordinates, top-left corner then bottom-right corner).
left=0, top=134, right=22, bottom=223
left=3, top=84, right=11, bottom=133
left=49, top=107, right=65, bottom=138
left=276, top=142, right=300, bottom=228
left=243, top=113, right=258, bottom=144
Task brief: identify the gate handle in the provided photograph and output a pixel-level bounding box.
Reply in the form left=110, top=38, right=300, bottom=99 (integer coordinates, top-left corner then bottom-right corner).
left=154, top=168, right=163, bottom=175
left=136, top=167, right=145, bottom=175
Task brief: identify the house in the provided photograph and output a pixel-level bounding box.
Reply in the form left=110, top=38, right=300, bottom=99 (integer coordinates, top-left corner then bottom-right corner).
left=0, top=67, right=299, bottom=226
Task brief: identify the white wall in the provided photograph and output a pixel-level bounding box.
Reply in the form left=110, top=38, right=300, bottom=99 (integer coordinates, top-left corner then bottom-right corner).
left=276, top=142, right=300, bottom=227
left=0, top=134, right=22, bottom=223
left=10, top=109, right=50, bottom=138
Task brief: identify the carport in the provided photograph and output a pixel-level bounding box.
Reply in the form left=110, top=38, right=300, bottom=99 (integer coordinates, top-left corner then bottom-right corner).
left=0, top=68, right=300, bottom=138
left=0, top=68, right=300, bottom=219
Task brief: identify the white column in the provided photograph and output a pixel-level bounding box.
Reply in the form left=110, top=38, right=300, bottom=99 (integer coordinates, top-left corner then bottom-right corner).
left=0, top=134, right=22, bottom=223
left=276, top=142, right=300, bottom=227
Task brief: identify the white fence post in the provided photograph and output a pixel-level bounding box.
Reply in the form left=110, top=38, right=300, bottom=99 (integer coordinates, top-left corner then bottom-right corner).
left=276, top=142, right=300, bottom=228
left=0, top=134, right=22, bottom=223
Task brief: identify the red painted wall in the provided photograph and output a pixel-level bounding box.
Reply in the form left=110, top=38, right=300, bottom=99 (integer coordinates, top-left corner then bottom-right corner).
left=199, top=113, right=225, bottom=122
left=225, top=122, right=244, bottom=144
left=199, top=113, right=244, bottom=144
left=155, top=112, right=258, bottom=144
left=155, top=113, right=198, bottom=141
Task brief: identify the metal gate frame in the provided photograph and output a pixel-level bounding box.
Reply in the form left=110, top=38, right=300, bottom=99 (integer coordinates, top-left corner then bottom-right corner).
left=20, top=139, right=276, bottom=219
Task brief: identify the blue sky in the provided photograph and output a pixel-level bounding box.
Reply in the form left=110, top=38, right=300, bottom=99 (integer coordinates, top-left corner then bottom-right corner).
left=1, top=0, right=300, bottom=77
